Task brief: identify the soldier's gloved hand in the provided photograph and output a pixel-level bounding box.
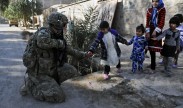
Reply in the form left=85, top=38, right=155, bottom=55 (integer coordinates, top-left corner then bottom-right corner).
left=86, top=51, right=93, bottom=58
left=58, top=39, right=65, bottom=50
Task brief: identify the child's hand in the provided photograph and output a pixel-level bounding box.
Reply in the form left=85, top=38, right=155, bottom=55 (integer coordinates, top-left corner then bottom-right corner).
left=145, top=33, right=150, bottom=40
left=175, top=48, right=180, bottom=54
left=152, top=30, right=156, bottom=38
left=122, top=40, right=128, bottom=45
left=151, top=38, right=157, bottom=40
left=125, top=42, right=129, bottom=45
left=121, top=38, right=128, bottom=44
left=125, top=40, right=128, bottom=45
left=145, top=46, right=148, bottom=50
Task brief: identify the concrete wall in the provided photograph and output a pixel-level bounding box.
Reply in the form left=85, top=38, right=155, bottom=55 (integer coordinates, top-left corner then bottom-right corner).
left=112, top=0, right=183, bottom=36
left=41, top=0, right=183, bottom=36
left=40, top=0, right=75, bottom=9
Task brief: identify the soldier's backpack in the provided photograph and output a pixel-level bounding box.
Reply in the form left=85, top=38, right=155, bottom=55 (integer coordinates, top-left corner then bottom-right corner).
left=22, top=27, right=49, bottom=68
left=22, top=31, right=39, bottom=69
left=22, top=27, right=48, bottom=69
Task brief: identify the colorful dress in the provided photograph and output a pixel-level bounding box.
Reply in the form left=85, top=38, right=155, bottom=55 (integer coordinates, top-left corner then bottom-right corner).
left=100, top=32, right=119, bottom=66
left=146, top=2, right=166, bottom=52
left=128, top=36, right=148, bottom=73
left=145, top=0, right=166, bottom=70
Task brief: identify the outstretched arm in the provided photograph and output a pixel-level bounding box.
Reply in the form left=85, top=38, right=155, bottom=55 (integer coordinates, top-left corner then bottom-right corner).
left=117, top=35, right=128, bottom=44
left=151, top=29, right=167, bottom=40
left=109, top=29, right=127, bottom=44
left=127, top=36, right=135, bottom=45
left=67, top=45, right=86, bottom=59
left=89, top=32, right=102, bottom=53
left=89, top=38, right=100, bottom=53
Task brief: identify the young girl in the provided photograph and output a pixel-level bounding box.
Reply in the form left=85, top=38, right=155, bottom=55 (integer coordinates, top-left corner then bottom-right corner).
left=87, top=21, right=127, bottom=80
left=145, top=0, right=166, bottom=71
left=126, top=24, right=148, bottom=73
left=152, top=17, right=180, bottom=77
left=173, top=14, right=183, bottom=68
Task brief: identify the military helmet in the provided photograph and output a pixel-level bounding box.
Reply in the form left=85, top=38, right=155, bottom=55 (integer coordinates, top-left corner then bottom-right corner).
left=47, top=12, right=68, bottom=29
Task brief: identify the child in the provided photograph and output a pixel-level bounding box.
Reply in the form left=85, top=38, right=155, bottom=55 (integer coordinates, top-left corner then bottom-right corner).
left=151, top=17, right=180, bottom=77
left=126, top=24, right=148, bottom=73
left=145, top=0, right=166, bottom=71
left=173, top=14, right=183, bottom=68
left=87, top=21, right=127, bottom=80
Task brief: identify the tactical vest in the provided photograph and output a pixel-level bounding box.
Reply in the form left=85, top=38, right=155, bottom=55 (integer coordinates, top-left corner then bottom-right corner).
left=23, top=27, right=67, bottom=75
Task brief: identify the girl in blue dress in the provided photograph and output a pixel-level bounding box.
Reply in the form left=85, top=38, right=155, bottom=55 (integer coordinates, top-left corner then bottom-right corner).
left=127, top=24, right=148, bottom=73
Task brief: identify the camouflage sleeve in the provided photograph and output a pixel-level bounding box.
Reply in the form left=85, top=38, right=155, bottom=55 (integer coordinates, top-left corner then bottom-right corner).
left=66, top=45, right=86, bottom=59
left=36, top=29, right=65, bottom=49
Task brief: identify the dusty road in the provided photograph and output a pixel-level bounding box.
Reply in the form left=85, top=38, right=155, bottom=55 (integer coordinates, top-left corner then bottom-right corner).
left=0, top=24, right=27, bottom=107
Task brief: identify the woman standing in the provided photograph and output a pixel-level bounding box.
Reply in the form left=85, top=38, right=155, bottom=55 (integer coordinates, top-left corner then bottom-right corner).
left=145, top=0, right=166, bottom=71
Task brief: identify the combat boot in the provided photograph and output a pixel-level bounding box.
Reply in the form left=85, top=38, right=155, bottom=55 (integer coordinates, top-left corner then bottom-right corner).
left=19, top=77, right=29, bottom=96
left=20, top=83, right=28, bottom=96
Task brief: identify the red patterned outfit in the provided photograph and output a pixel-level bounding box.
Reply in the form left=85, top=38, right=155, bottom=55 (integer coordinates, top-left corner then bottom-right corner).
left=145, top=4, right=166, bottom=70
left=146, top=7, right=166, bottom=51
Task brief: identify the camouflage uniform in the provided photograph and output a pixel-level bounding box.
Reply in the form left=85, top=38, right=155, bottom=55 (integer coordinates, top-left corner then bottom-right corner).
left=20, top=12, right=85, bottom=103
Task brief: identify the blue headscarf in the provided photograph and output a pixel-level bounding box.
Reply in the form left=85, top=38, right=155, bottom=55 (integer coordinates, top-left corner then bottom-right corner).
left=151, top=0, right=164, bottom=27
left=157, top=0, right=164, bottom=8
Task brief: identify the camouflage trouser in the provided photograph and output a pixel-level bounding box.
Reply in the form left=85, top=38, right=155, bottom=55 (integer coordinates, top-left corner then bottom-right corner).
left=24, top=63, right=79, bottom=103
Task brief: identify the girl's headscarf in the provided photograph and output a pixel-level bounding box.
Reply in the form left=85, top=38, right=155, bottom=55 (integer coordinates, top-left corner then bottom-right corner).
left=157, top=0, right=164, bottom=8
left=151, top=0, right=164, bottom=27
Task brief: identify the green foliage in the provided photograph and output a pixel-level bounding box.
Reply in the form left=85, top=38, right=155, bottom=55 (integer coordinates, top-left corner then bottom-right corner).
left=3, top=2, right=21, bottom=20
left=71, top=7, right=98, bottom=51
left=4, top=0, right=42, bottom=26
left=0, top=0, right=10, bottom=12
left=67, top=7, right=100, bottom=75
left=32, top=0, right=43, bottom=15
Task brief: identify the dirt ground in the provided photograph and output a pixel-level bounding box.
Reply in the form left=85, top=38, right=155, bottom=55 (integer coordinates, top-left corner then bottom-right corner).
left=61, top=42, right=183, bottom=108
left=71, top=42, right=183, bottom=108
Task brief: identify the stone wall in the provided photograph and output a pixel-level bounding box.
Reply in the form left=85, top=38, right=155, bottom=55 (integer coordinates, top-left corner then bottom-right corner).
left=112, top=0, right=183, bottom=36
left=40, top=0, right=75, bottom=9
left=41, top=0, right=183, bottom=35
